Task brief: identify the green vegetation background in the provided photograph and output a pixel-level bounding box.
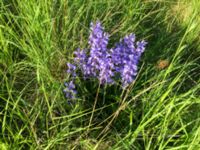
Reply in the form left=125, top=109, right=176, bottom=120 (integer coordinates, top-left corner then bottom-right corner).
left=0, top=0, right=200, bottom=149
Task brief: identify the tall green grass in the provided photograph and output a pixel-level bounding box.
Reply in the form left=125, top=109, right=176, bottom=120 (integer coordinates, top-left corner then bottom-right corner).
left=0, top=0, right=200, bottom=149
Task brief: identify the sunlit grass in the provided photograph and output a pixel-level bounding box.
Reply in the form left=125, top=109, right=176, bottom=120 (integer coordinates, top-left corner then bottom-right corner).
left=0, top=0, right=200, bottom=149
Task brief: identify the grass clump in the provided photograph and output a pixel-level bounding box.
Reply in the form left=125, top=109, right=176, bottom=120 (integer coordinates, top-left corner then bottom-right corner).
left=0, top=0, right=200, bottom=149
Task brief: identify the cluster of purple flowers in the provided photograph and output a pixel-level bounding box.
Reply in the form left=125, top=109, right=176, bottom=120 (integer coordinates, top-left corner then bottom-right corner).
left=63, top=21, right=147, bottom=100
left=63, top=81, right=77, bottom=101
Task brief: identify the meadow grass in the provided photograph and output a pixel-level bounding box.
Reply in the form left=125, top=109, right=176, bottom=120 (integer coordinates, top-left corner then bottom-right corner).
left=0, top=0, right=200, bottom=149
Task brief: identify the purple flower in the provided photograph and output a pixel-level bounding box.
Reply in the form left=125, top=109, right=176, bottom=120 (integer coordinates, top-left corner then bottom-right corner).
left=121, top=63, right=138, bottom=87
left=136, top=40, right=147, bottom=53
left=124, top=33, right=135, bottom=50
left=99, top=57, right=114, bottom=84
left=89, top=21, right=109, bottom=52
left=111, top=33, right=147, bottom=87
left=67, top=63, right=76, bottom=77
left=74, top=48, right=87, bottom=64
left=63, top=81, right=77, bottom=100
left=64, top=21, right=147, bottom=102
left=87, top=21, right=110, bottom=76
